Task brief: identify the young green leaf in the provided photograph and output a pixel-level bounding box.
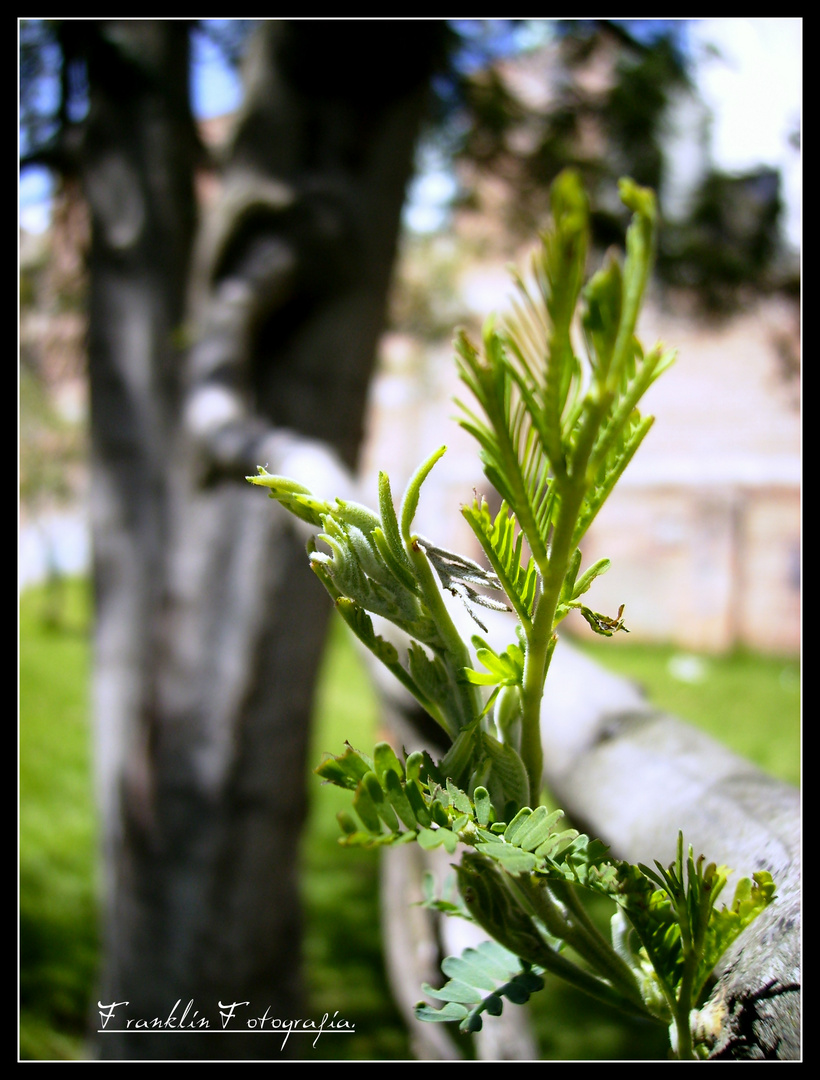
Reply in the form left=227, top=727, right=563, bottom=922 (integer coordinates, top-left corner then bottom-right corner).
left=399, top=444, right=447, bottom=544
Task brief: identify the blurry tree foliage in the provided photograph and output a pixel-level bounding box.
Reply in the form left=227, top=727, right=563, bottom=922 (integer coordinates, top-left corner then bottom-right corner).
left=425, top=19, right=791, bottom=312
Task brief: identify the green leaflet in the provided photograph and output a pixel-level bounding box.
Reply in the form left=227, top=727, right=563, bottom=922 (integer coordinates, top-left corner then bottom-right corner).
left=416, top=940, right=545, bottom=1033
left=464, top=633, right=526, bottom=742
left=417, top=827, right=459, bottom=854
left=399, top=445, right=448, bottom=544
left=461, top=497, right=538, bottom=630
left=314, top=741, right=373, bottom=790
left=352, top=778, right=383, bottom=835
left=437, top=720, right=481, bottom=788
left=479, top=732, right=530, bottom=814
left=473, top=785, right=492, bottom=828
left=376, top=472, right=417, bottom=591
left=570, top=556, right=610, bottom=600
left=583, top=251, right=623, bottom=380
left=246, top=473, right=331, bottom=527
left=693, top=871, right=776, bottom=1000
left=465, top=634, right=525, bottom=688
left=373, top=741, right=404, bottom=785
left=502, top=805, right=567, bottom=852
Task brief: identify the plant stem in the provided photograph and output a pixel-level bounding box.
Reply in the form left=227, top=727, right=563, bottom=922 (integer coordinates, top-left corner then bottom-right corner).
left=513, top=874, right=646, bottom=1010
left=550, top=880, right=647, bottom=1007
left=504, top=873, right=658, bottom=1025
left=519, top=481, right=585, bottom=799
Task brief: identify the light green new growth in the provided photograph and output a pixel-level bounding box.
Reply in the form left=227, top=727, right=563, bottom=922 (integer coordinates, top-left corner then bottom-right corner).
left=247, top=170, right=774, bottom=1059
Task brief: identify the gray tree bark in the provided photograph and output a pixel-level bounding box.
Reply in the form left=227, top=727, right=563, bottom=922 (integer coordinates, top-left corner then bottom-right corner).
left=79, top=20, right=445, bottom=1059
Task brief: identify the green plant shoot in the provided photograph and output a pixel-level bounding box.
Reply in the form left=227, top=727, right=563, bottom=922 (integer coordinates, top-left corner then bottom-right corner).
left=247, top=170, right=775, bottom=1059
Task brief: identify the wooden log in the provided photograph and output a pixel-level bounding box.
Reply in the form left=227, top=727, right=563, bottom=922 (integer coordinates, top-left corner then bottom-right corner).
left=539, top=641, right=800, bottom=1060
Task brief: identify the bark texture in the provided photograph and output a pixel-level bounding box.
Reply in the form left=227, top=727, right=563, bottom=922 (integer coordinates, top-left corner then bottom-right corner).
left=82, top=20, right=445, bottom=1059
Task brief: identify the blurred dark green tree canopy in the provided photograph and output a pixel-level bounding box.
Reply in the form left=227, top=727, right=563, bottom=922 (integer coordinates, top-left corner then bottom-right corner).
left=434, top=19, right=791, bottom=310
left=22, top=18, right=793, bottom=314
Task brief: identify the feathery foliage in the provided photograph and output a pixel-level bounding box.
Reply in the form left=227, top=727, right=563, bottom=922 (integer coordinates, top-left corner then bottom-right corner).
left=248, top=171, right=774, bottom=1058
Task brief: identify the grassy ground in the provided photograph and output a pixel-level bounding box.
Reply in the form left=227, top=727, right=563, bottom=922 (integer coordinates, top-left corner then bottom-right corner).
left=19, top=579, right=799, bottom=1060
left=19, top=578, right=98, bottom=1060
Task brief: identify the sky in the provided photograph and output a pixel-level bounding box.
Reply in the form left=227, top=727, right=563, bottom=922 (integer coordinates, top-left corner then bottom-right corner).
left=687, top=18, right=801, bottom=248
left=404, top=18, right=801, bottom=241
left=19, top=19, right=801, bottom=247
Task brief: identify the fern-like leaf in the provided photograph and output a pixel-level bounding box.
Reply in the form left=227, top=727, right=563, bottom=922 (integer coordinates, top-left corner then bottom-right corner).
left=416, top=940, right=545, bottom=1033
left=455, top=327, right=554, bottom=570
left=462, top=496, right=539, bottom=630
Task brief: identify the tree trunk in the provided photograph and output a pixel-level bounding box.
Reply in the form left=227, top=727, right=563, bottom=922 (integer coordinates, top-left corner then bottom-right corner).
left=81, top=21, right=201, bottom=1053
left=85, top=20, right=445, bottom=1059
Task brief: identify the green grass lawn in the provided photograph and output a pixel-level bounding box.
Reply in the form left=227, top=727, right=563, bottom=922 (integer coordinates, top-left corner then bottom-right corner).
left=19, top=578, right=98, bottom=1060
left=19, top=579, right=799, bottom=1060
left=570, top=637, right=800, bottom=787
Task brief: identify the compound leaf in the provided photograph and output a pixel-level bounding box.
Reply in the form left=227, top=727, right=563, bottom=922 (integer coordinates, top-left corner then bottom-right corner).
left=416, top=940, right=545, bottom=1033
